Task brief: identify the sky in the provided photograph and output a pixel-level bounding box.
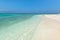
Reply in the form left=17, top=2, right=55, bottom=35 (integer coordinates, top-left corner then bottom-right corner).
left=0, top=0, right=60, bottom=13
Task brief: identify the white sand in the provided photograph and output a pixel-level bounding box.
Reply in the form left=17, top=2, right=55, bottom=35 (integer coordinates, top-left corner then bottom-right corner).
left=32, top=15, right=60, bottom=40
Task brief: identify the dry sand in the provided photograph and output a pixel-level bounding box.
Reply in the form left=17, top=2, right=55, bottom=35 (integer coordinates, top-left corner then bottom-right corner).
left=32, top=15, right=60, bottom=40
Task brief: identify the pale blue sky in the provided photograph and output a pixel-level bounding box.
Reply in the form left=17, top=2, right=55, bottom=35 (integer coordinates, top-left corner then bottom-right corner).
left=0, top=0, right=60, bottom=13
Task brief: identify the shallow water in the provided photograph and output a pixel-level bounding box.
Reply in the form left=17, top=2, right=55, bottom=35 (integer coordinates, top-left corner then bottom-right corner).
left=0, top=13, right=41, bottom=40
left=0, top=13, right=34, bottom=28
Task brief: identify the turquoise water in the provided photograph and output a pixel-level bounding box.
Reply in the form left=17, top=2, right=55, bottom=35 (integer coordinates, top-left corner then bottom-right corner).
left=0, top=13, right=34, bottom=28
left=0, top=13, right=41, bottom=40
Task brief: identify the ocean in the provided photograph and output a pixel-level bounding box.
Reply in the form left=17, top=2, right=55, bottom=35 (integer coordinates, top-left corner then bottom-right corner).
left=0, top=13, right=41, bottom=40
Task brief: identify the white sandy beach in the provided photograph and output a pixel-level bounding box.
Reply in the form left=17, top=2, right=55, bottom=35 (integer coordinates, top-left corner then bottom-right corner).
left=32, top=15, right=60, bottom=40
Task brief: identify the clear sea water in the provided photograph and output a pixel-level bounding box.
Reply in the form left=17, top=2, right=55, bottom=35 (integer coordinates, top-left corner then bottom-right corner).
left=0, top=13, right=41, bottom=40
left=0, top=13, right=34, bottom=28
